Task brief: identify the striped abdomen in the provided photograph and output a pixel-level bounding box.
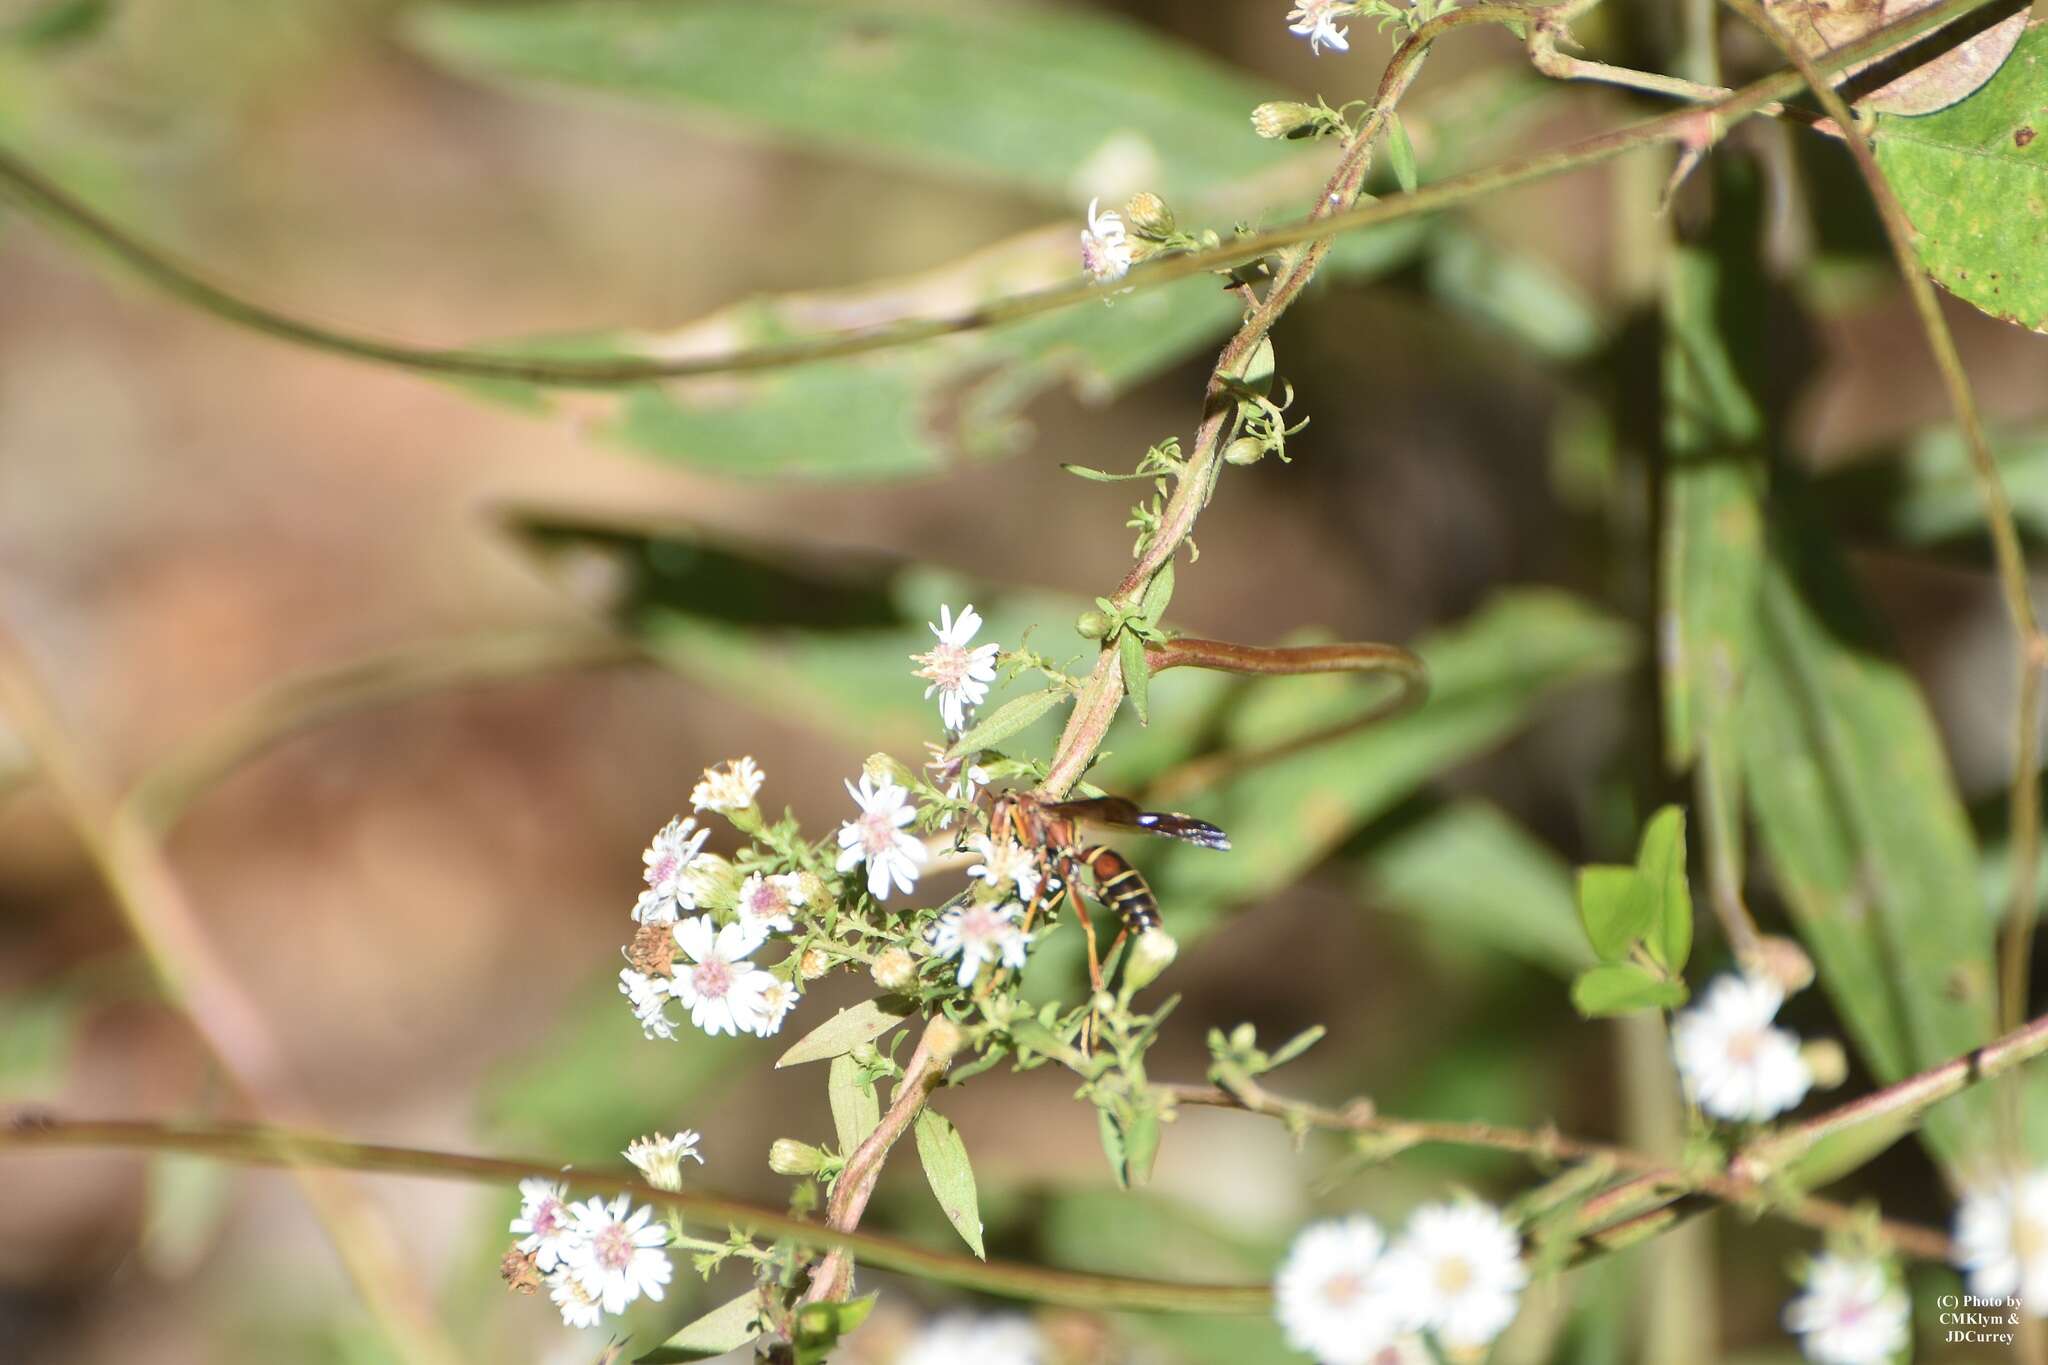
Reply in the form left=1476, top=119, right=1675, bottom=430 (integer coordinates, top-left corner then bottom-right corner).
left=1080, top=846, right=1160, bottom=930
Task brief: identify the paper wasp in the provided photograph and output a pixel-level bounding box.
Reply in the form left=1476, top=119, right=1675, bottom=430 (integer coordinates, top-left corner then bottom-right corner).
left=986, top=792, right=1229, bottom=987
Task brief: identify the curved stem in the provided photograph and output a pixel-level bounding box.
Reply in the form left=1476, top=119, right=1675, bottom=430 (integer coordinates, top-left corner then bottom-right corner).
left=0, top=0, right=2002, bottom=392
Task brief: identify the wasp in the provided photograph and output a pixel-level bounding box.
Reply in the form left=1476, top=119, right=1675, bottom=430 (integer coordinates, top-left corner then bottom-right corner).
left=987, top=792, right=1229, bottom=988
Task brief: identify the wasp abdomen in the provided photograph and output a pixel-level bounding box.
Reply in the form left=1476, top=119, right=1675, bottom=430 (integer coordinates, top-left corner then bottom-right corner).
left=1081, top=845, right=1160, bottom=930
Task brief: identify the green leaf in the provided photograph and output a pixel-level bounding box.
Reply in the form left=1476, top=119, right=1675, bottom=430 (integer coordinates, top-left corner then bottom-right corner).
left=1570, top=964, right=1687, bottom=1017
left=1122, top=1097, right=1163, bottom=1187
left=1265, top=1025, right=1326, bottom=1070
left=828, top=1054, right=881, bottom=1154
left=406, top=0, right=1283, bottom=202
left=1635, top=805, right=1693, bottom=974
left=1826, top=422, right=2048, bottom=545
left=1361, top=800, right=1591, bottom=978
left=1576, top=865, right=1654, bottom=964
left=1873, top=21, right=2048, bottom=333
left=1741, top=503, right=1997, bottom=1168
left=1139, top=560, right=1176, bottom=628
left=792, top=1294, right=877, bottom=1365
left=638, top=1291, right=764, bottom=1363
left=913, top=1109, right=985, bottom=1258
left=1095, top=1103, right=1128, bottom=1188
left=1061, top=463, right=1159, bottom=483
left=1120, top=629, right=1150, bottom=726
left=776, top=998, right=910, bottom=1068
left=1386, top=111, right=1419, bottom=194
left=947, top=685, right=1069, bottom=757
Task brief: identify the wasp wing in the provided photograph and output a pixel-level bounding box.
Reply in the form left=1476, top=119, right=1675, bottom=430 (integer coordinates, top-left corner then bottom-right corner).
left=1047, top=796, right=1231, bottom=851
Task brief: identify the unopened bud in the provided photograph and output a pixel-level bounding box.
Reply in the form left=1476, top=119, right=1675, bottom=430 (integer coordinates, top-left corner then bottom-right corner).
left=769, top=1138, right=826, bottom=1176
left=1801, top=1039, right=1848, bottom=1091
left=1123, top=928, right=1178, bottom=991
left=1223, top=436, right=1267, bottom=466
left=798, top=947, right=831, bottom=981
left=1076, top=609, right=1112, bottom=640
left=872, top=946, right=917, bottom=992
left=1251, top=101, right=1320, bottom=140
left=1124, top=191, right=1174, bottom=238
left=924, top=1015, right=967, bottom=1063
left=862, top=753, right=897, bottom=786
left=1745, top=935, right=1816, bottom=995
left=1229, top=1022, right=1258, bottom=1053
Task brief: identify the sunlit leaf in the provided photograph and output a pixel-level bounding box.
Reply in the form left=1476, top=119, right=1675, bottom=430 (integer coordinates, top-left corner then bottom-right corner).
left=1570, top=963, right=1686, bottom=1016
left=913, top=1108, right=984, bottom=1258
left=638, top=1291, right=764, bottom=1363
left=1636, top=806, right=1693, bottom=974
left=1873, top=20, right=2048, bottom=332
left=776, top=997, right=911, bottom=1068
left=1577, top=866, right=1654, bottom=965
left=828, top=1054, right=881, bottom=1154
left=948, top=686, right=1069, bottom=758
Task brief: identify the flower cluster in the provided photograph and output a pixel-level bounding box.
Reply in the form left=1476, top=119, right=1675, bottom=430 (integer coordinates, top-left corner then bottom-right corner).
left=1672, top=973, right=1814, bottom=1122
left=505, top=1177, right=675, bottom=1329
left=1286, top=0, right=1353, bottom=54
left=1274, top=1201, right=1526, bottom=1362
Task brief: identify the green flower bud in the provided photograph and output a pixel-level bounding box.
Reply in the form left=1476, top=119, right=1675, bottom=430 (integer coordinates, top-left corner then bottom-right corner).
left=1123, top=928, right=1179, bottom=991
left=1124, top=191, right=1175, bottom=238
left=769, top=1138, right=826, bottom=1176
left=1077, top=609, right=1113, bottom=640
left=1251, top=101, right=1321, bottom=141
left=1224, top=436, right=1267, bottom=466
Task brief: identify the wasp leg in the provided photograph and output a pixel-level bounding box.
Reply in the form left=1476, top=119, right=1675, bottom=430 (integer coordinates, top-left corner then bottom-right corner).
left=1068, top=881, right=1106, bottom=995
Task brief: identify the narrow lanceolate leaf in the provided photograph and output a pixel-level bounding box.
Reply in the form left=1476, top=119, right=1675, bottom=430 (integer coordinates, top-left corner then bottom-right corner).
left=1741, top=507, right=1998, bottom=1169
left=913, top=1109, right=985, bottom=1258
left=1121, top=630, right=1151, bottom=726
left=828, top=1054, right=880, bottom=1154
left=1873, top=21, right=2048, bottom=333
left=1635, top=806, right=1693, bottom=974
left=1570, top=964, right=1687, bottom=1017
left=637, top=1291, right=764, bottom=1363
left=1139, top=560, right=1175, bottom=629
left=775, top=998, right=910, bottom=1068
left=948, top=686, right=1069, bottom=758
left=1387, top=111, right=1419, bottom=194
left=1660, top=238, right=1766, bottom=875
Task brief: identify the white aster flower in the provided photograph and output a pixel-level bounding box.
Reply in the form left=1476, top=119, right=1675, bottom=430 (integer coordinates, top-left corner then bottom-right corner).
left=623, top=1130, right=704, bottom=1192
left=546, top=1267, right=604, bottom=1329
left=911, top=603, right=1000, bottom=734
left=745, top=976, right=802, bottom=1037
left=1783, top=1254, right=1911, bottom=1364
left=928, top=899, right=1033, bottom=989
left=736, top=871, right=805, bottom=935
left=563, top=1193, right=672, bottom=1316
left=691, top=756, right=764, bottom=814
left=1380, top=1201, right=1528, bottom=1351
left=966, top=831, right=1043, bottom=902
left=618, top=967, right=677, bottom=1041
left=510, top=1179, right=579, bottom=1273
left=836, top=773, right=927, bottom=900
left=1080, top=198, right=1135, bottom=284
left=1956, top=1169, right=2048, bottom=1311
left=1274, top=1215, right=1404, bottom=1364
left=669, top=915, right=777, bottom=1038
left=639, top=817, right=710, bottom=919
left=1288, top=0, right=1352, bottom=54
left=897, top=1311, right=1047, bottom=1365
left=1672, top=973, right=1813, bottom=1122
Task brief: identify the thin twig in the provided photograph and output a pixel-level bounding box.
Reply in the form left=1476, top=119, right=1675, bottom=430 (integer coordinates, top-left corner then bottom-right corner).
left=0, top=0, right=2005, bottom=392
left=0, top=1113, right=1271, bottom=1314
left=797, top=1019, right=961, bottom=1307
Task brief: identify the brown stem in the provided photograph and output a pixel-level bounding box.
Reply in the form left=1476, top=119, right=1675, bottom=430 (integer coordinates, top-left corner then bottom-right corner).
left=797, top=1019, right=962, bottom=1307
